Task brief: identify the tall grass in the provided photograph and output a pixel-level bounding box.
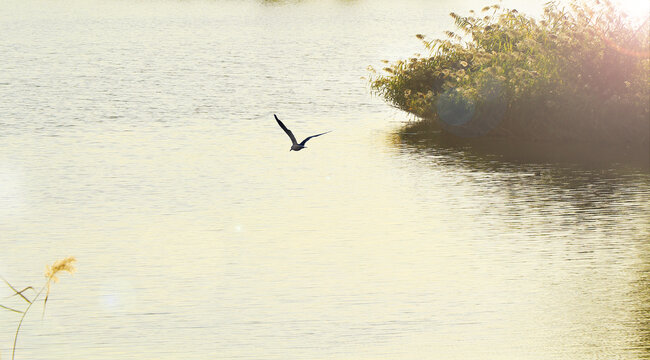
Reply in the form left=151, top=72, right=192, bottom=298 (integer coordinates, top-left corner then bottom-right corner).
left=371, top=0, right=649, bottom=147
left=1, top=257, right=76, bottom=360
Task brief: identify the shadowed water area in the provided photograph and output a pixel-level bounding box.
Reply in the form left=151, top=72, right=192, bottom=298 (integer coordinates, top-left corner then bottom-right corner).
left=0, top=0, right=648, bottom=359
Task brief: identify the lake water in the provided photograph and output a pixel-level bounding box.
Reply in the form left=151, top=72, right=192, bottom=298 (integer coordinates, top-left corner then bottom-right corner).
left=0, top=1, right=648, bottom=359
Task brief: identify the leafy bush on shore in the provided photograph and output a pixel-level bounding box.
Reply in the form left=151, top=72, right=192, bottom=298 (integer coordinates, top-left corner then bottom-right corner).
left=371, top=0, right=649, bottom=145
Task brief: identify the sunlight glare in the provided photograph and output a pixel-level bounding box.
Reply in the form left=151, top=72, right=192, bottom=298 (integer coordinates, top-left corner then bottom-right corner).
left=616, top=0, right=650, bottom=20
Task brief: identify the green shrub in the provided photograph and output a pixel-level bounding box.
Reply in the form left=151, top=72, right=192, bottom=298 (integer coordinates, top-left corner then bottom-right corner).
left=371, top=0, right=650, bottom=145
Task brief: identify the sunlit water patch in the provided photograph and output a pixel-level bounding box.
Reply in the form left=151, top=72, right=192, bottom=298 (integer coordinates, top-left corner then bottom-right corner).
left=0, top=1, right=647, bottom=359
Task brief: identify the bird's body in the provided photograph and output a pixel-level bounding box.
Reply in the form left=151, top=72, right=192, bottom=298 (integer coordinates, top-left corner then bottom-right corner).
left=275, top=114, right=331, bottom=151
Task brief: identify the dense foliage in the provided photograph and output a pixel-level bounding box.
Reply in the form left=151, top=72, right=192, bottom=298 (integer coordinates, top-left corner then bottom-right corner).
left=371, top=0, right=649, bottom=145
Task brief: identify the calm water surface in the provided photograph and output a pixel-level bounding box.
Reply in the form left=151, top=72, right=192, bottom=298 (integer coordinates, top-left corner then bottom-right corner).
left=0, top=1, right=648, bottom=359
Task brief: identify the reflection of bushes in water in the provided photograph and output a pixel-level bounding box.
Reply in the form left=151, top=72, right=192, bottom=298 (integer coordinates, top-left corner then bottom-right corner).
left=371, top=0, right=650, bottom=146
left=394, top=122, right=650, bottom=219
left=397, top=118, right=649, bottom=167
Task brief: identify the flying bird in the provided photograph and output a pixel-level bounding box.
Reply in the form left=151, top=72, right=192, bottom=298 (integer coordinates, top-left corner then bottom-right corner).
left=275, top=114, right=331, bottom=151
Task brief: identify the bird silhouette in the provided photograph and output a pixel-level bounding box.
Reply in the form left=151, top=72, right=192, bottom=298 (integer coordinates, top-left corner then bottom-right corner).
left=275, top=114, right=331, bottom=151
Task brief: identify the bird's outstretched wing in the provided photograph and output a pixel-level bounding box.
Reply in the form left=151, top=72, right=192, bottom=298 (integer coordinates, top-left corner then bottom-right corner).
left=275, top=114, right=297, bottom=145
left=299, top=131, right=332, bottom=146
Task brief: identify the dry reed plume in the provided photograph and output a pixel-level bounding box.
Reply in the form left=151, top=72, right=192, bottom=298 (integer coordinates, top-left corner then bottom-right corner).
left=1, top=256, right=76, bottom=360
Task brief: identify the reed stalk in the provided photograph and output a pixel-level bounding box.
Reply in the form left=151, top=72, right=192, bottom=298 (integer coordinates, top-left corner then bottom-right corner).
left=1, top=257, right=76, bottom=360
